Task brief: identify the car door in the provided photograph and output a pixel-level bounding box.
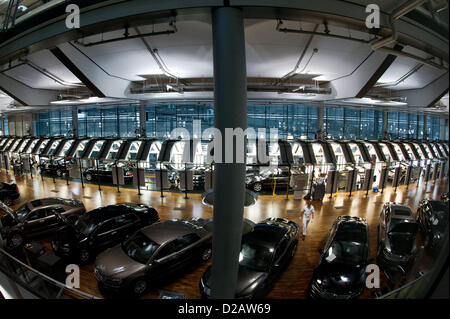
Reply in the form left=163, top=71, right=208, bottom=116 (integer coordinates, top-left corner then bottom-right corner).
left=423, top=203, right=433, bottom=233
left=45, top=206, right=66, bottom=230
left=148, top=237, right=195, bottom=279
left=381, top=207, right=389, bottom=243
left=92, top=219, right=118, bottom=252
left=24, top=208, right=49, bottom=235
left=110, top=213, right=140, bottom=243
left=267, top=237, right=289, bottom=289
left=177, top=233, right=203, bottom=265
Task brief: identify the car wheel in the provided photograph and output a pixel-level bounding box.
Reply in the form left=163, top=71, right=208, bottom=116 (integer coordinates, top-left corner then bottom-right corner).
left=79, top=249, right=91, bottom=264
left=8, top=232, right=24, bottom=248
left=130, top=278, right=148, bottom=296
left=56, top=169, right=62, bottom=177
left=201, top=247, right=212, bottom=261
left=85, top=173, right=93, bottom=181
left=253, top=182, right=262, bottom=192
left=2, top=196, right=13, bottom=206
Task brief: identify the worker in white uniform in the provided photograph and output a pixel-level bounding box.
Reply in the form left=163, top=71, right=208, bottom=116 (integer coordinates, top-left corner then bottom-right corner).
left=301, top=200, right=315, bottom=240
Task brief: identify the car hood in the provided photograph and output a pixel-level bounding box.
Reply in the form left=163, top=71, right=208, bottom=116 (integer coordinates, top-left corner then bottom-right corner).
left=95, top=245, right=146, bottom=280
left=388, top=233, right=415, bottom=256
left=0, top=201, right=17, bottom=221
left=314, top=262, right=365, bottom=295
left=203, top=265, right=266, bottom=297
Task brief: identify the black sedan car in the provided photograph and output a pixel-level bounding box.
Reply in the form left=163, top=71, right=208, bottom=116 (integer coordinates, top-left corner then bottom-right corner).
left=0, top=182, right=20, bottom=205
left=0, top=198, right=85, bottom=249
left=83, top=163, right=134, bottom=183
left=308, top=216, right=369, bottom=299
left=416, top=198, right=448, bottom=252
left=246, top=169, right=291, bottom=192
left=38, top=158, right=73, bottom=177
left=200, top=218, right=299, bottom=299
left=94, top=218, right=212, bottom=296
left=51, top=203, right=159, bottom=264
left=377, top=203, right=418, bottom=268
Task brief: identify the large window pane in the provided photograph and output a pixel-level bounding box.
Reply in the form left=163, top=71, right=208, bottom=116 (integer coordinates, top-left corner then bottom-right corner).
left=344, top=109, right=360, bottom=139
left=324, top=107, right=344, bottom=139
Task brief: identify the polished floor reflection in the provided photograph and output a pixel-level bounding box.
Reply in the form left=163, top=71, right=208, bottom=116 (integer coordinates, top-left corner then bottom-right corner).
left=0, top=169, right=448, bottom=299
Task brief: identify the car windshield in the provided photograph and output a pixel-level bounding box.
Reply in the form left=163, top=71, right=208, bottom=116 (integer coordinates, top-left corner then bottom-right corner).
left=73, top=216, right=96, bottom=236
left=239, top=237, right=274, bottom=272
left=389, top=220, right=418, bottom=235
left=15, top=204, right=30, bottom=221
left=325, top=241, right=365, bottom=266
left=122, top=231, right=160, bottom=264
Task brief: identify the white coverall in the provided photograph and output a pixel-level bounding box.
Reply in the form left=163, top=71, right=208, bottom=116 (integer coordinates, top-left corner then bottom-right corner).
left=301, top=205, right=315, bottom=237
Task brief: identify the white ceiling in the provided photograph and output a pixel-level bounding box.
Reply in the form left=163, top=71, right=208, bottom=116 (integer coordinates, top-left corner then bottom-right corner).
left=3, top=18, right=444, bottom=91
left=0, top=18, right=447, bottom=116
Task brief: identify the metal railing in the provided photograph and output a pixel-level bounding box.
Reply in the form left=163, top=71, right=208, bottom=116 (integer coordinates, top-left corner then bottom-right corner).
left=0, top=247, right=100, bottom=299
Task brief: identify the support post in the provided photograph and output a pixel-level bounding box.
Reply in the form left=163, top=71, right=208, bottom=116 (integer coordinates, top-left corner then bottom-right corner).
left=382, top=111, right=388, bottom=140
left=78, top=158, right=84, bottom=188
left=115, top=160, right=120, bottom=193
left=96, top=159, right=101, bottom=191
left=317, top=104, right=324, bottom=140
left=159, top=161, right=164, bottom=198
left=184, top=162, right=188, bottom=199
left=139, top=102, right=146, bottom=137
left=72, top=106, right=78, bottom=137
left=64, top=157, right=69, bottom=186
left=210, top=6, right=247, bottom=299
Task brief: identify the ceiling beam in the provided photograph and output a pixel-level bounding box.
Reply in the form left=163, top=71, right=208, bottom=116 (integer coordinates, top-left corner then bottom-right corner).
left=51, top=42, right=131, bottom=99
left=355, top=45, right=403, bottom=98
left=327, top=50, right=391, bottom=100
left=398, top=72, right=449, bottom=108
left=0, top=73, right=58, bottom=106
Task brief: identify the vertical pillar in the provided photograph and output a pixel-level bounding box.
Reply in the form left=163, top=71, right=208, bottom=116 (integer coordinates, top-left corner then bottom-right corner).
left=317, top=104, right=324, bottom=139
left=382, top=111, right=388, bottom=140
left=423, top=115, right=428, bottom=140
left=72, top=105, right=78, bottom=137
left=0, top=118, right=4, bottom=135
left=139, top=101, right=146, bottom=137
left=210, top=6, right=247, bottom=299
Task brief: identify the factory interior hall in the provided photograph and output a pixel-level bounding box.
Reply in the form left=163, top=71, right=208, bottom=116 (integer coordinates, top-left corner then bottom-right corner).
left=0, top=0, right=448, bottom=303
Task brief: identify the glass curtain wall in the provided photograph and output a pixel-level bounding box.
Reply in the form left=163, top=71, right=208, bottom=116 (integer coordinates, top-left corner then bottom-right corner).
left=29, top=103, right=446, bottom=141
left=34, top=108, right=72, bottom=136
left=77, top=105, right=140, bottom=138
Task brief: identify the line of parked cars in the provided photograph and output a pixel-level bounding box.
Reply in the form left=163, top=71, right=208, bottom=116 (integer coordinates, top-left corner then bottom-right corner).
left=0, top=192, right=447, bottom=299
left=0, top=196, right=300, bottom=298
left=307, top=192, right=448, bottom=299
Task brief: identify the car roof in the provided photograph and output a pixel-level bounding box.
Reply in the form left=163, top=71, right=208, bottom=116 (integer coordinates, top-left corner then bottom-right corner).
left=244, top=222, right=288, bottom=247
left=425, top=199, right=449, bottom=212
left=84, top=204, right=132, bottom=221
left=334, top=216, right=368, bottom=243
left=29, top=198, right=71, bottom=208
left=141, top=220, right=204, bottom=245
left=389, top=204, right=414, bottom=220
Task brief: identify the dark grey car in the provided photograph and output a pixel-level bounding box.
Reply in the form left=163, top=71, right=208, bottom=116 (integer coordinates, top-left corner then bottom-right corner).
left=94, top=218, right=212, bottom=296
left=377, top=203, right=418, bottom=267
left=0, top=198, right=85, bottom=249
